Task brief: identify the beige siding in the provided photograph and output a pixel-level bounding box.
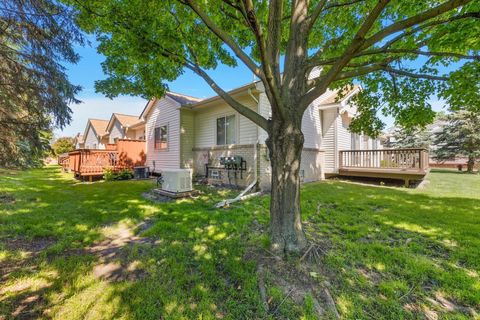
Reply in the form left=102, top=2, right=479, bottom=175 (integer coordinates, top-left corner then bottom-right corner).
left=180, top=110, right=195, bottom=169
left=145, top=97, right=181, bottom=172
left=193, top=93, right=258, bottom=148
left=109, top=120, right=125, bottom=143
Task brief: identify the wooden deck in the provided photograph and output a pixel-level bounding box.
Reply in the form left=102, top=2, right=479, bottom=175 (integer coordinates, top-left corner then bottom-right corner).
left=338, top=148, right=429, bottom=186
left=60, top=139, right=146, bottom=180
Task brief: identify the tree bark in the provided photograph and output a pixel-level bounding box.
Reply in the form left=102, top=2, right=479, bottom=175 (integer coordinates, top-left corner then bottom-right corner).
left=467, top=155, right=475, bottom=173
left=266, top=117, right=307, bottom=254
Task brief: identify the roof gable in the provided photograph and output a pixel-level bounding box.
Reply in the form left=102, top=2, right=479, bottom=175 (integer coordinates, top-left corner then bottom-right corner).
left=84, top=119, right=109, bottom=139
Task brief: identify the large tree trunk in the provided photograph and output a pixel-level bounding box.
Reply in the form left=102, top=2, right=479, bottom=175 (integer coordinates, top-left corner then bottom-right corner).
left=467, top=155, right=475, bottom=173
left=266, top=118, right=307, bottom=254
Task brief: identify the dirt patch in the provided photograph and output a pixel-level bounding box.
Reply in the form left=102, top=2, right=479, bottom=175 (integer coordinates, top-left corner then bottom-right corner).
left=244, top=218, right=339, bottom=319
left=0, top=192, right=15, bottom=204
left=0, top=237, right=56, bottom=282
left=1, top=236, right=56, bottom=254
left=86, top=220, right=158, bottom=282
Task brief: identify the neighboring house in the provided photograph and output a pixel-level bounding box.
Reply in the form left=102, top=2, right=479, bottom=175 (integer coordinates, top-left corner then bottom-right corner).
left=73, top=133, right=85, bottom=149
left=140, top=83, right=381, bottom=190
left=83, top=119, right=110, bottom=149
left=106, top=113, right=146, bottom=144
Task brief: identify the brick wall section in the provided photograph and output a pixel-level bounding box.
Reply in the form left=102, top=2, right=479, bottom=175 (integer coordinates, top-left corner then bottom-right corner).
left=192, top=144, right=256, bottom=188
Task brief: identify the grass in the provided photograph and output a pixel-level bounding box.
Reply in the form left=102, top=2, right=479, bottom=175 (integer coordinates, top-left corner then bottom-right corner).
left=0, top=166, right=479, bottom=319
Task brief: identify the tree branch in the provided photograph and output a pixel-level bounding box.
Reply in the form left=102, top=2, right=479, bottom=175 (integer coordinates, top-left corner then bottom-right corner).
left=362, top=0, right=473, bottom=50
left=303, top=0, right=389, bottom=107
left=186, top=62, right=269, bottom=131
left=181, top=0, right=264, bottom=80
left=242, top=0, right=284, bottom=110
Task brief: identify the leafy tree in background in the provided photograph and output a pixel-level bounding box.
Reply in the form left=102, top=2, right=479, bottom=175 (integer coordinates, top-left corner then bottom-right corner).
left=433, top=111, right=480, bottom=173
left=51, top=137, right=75, bottom=156
left=0, top=0, right=83, bottom=167
left=69, top=0, right=480, bottom=253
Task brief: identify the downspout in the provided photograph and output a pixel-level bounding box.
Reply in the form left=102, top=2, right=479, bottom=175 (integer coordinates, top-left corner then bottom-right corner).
left=334, top=107, right=339, bottom=172
left=248, top=88, right=259, bottom=188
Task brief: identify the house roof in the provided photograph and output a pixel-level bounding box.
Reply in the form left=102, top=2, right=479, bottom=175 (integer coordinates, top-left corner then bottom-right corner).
left=74, top=133, right=84, bottom=144
left=113, top=113, right=140, bottom=127
left=318, top=85, right=361, bottom=106
left=106, top=113, right=142, bottom=132
left=165, top=92, right=202, bottom=105
left=139, top=91, right=203, bottom=119
left=86, top=119, right=109, bottom=138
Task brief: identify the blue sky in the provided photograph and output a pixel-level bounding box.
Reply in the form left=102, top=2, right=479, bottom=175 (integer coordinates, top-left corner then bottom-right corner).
left=57, top=38, right=446, bottom=137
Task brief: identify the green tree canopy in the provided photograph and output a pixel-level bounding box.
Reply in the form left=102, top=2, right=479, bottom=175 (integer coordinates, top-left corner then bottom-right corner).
left=51, top=137, right=75, bottom=156
left=0, top=0, right=83, bottom=167
left=67, top=0, right=480, bottom=252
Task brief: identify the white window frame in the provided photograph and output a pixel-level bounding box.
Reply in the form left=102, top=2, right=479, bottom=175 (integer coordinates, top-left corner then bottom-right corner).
left=215, top=113, right=238, bottom=145
left=154, top=123, right=169, bottom=151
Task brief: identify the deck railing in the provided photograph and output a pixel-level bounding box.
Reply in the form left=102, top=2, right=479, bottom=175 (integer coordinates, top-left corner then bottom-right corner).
left=339, top=148, right=429, bottom=171
left=68, top=149, right=120, bottom=176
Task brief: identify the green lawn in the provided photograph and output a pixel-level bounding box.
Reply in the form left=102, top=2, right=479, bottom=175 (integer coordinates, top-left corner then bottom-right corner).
left=0, top=167, right=479, bottom=319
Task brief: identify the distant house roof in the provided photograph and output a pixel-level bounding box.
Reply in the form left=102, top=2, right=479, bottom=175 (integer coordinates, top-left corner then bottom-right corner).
left=318, top=85, right=361, bottom=106
left=87, top=119, right=109, bottom=137
left=74, top=133, right=84, bottom=144
left=113, top=113, right=140, bottom=127
left=106, top=113, right=143, bottom=132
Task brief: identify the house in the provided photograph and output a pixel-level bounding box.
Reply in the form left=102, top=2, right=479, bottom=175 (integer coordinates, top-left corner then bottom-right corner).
left=73, top=133, right=85, bottom=149
left=83, top=118, right=110, bottom=149
left=139, top=82, right=386, bottom=190
left=106, top=113, right=146, bottom=144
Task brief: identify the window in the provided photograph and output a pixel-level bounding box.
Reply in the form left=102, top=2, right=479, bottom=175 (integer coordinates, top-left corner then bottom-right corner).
left=351, top=133, right=361, bottom=150
left=216, top=115, right=236, bottom=145
left=319, top=110, right=325, bottom=138
left=154, top=125, right=168, bottom=150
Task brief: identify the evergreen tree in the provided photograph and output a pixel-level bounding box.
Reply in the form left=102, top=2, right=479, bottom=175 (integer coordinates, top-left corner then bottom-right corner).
left=0, top=0, right=83, bottom=167
left=433, top=111, right=480, bottom=173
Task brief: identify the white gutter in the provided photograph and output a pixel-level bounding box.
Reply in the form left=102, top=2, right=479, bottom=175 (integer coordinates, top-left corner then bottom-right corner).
left=248, top=88, right=259, bottom=188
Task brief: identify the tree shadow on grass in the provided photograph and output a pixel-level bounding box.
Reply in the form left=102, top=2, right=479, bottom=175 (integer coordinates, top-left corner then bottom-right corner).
left=1, top=167, right=479, bottom=319
left=301, top=180, right=480, bottom=319
left=0, top=166, right=268, bottom=319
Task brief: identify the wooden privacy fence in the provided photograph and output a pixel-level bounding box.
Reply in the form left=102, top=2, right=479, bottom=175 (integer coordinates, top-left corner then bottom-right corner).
left=339, top=148, right=429, bottom=171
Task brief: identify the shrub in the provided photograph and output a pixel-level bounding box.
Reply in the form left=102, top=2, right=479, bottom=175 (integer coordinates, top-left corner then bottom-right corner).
left=103, top=168, right=133, bottom=181
left=116, top=169, right=133, bottom=180
left=104, top=168, right=116, bottom=181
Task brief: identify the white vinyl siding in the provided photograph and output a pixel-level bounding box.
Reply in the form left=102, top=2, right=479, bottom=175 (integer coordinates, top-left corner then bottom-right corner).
left=145, top=97, right=181, bottom=171
left=193, top=94, right=257, bottom=148
left=84, top=125, right=102, bottom=149
left=109, top=120, right=125, bottom=144
left=321, top=108, right=337, bottom=173
left=302, top=103, right=322, bottom=149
